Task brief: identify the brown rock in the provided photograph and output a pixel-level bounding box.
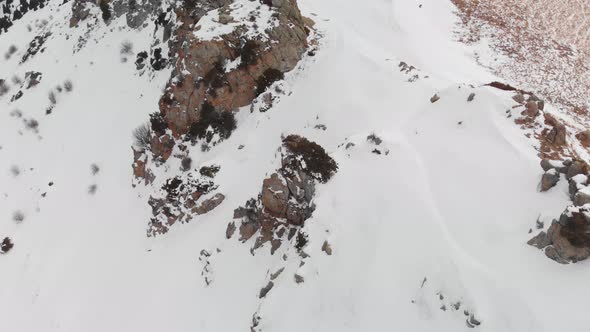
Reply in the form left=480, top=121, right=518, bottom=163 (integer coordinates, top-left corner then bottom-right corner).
left=544, top=113, right=566, bottom=146
left=194, top=193, right=225, bottom=215
left=321, top=240, right=333, bottom=255
left=151, top=134, right=175, bottom=161
left=575, top=130, right=590, bottom=146
left=226, top=222, right=236, bottom=239
left=512, top=93, right=525, bottom=104
left=540, top=171, right=560, bottom=191
left=566, top=160, right=588, bottom=179
left=527, top=231, right=550, bottom=249
left=525, top=101, right=539, bottom=117
left=261, top=173, right=289, bottom=217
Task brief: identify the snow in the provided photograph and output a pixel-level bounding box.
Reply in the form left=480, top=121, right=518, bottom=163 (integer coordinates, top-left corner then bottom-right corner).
left=0, top=0, right=589, bottom=332
left=193, top=0, right=278, bottom=42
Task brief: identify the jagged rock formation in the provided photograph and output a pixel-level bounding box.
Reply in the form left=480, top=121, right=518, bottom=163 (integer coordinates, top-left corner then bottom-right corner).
left=147, top=167, right=225, bottom=237
left=0, top=0, right=48, bottom=35
left=226, top=135, right=337, bottom=254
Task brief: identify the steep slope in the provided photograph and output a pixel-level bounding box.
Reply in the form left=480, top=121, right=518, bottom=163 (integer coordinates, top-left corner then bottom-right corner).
left=1, top=1, right=589, bottom=332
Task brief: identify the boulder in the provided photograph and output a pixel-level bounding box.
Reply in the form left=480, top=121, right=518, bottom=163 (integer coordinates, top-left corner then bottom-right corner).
left=525, top=100, right=539, bottom=117
left=261, top=173, right=290, bottom=217
left=528, top=208, right=590, bottom=263
left=540, top=171, right=560, bottom=192
left=573, top=190, right=590, bottom=207
left=544, top=113, right=567, bottom=146
left=566, top=160, right=588, bottom=179
left=430, top=94, right=440, bottom=103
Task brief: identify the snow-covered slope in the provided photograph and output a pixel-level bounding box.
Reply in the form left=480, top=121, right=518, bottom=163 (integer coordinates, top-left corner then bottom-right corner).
left=1, top=0, right=589, bottom=331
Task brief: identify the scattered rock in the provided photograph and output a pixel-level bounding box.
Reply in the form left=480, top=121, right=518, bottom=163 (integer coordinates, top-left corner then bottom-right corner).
left=467, top=93, right=475, bottom=102
left=259, top=281, right=274, bottom=298
left=294, top=274, right=304, bottom=284
left=430, top=94, right=440, bottom=103
left=321, top=240, right=333, bottom=255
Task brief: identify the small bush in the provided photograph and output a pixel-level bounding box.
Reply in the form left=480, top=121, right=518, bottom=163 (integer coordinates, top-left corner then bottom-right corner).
left=1, top=237, right=14, bottom=253
left=149, top=112, right=168, bottom=136
left=181, top=157, right=192, bottom=172
left=64, top=80, right=73, bottom=92
left=121, top=41, right=133, bottom=55
left=200, top=165, right=220, bottom=178
left=238, top=40, right=259, bottom=68
left=12, top=211, right=24, bottom=223
left=367, top=133, right=382, bottom=145
left=133, top=122, right=152, bottom=150
left=282, top=135, right=338, bottom=183
left=91, top=163, right=100, bottom=175
left=99, top=1, right=112, bottom=22
left=255, top=68, right=284, bottom=96
left=88, top=184, right=97, bottom=195
left=26, top=118, right=39, bottom=131
left=0, top=79, right=9, bottom=96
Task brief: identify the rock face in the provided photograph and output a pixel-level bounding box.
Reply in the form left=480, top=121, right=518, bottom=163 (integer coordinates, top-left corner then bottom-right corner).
left=228, top=135, right=337, bottom=253
left=158, top=0, right=310, bottom=136
left=528, top=208, right=590, bottom=264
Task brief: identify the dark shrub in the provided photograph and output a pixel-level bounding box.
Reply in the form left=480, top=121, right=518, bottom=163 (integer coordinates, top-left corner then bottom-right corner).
left=162, top=177, right=183, bottom=199
left=200, top=165, right=220, bottom=178
left=149, top=112, right=168, bottom=136
left=133, top=122, right=152, bottom=150
left=1, top=237, right=14, bottom=253
left=282, top=135, right=338, bottom=183
left=187, top=102, right=236, bottom=142
left=239, top=40, right=259, bottom=68
left=99, top=1, right=112, bottom=22
left=255, top=69, right=284, bottom=96
left=181, top=157, right=192, bottom=172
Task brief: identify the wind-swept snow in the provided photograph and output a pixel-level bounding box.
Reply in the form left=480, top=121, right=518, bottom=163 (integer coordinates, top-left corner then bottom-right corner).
left=1, top=0, right=589, bottom=332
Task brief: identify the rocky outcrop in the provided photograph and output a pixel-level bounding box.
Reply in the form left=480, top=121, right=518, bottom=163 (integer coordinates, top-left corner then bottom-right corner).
left=227, top=135, right=337, bottom=254
left=158, top=0, right=311, bottom=136
left=147, top=169, right=225, bottom=236
left=543, top=113, right=567, bottom=146
left=528, top=207, right=590, bottom=264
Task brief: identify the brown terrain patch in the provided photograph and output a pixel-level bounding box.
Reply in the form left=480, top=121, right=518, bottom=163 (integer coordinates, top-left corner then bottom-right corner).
left=452, top=1, right=590, bottom=161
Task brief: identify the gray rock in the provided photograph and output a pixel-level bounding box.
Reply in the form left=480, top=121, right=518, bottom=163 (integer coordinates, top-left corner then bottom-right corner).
left=467, top=93, right=475, bottom=102
left=540, top=171, right=560, bottom=192
left=574, top=191, right=590, bottom=206
left=527, top=231, right=551, bottom=249
left=430, top=94, right=440, bottom=103
left=545, top=246, right=569, bottom=264
left=259, top=281, right=274, bottom=298
left=567, top=160, right=588, bottom=179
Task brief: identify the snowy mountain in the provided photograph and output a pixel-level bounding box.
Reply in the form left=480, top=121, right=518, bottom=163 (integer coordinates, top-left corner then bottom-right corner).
left=1, top=0, right=590, bottom=331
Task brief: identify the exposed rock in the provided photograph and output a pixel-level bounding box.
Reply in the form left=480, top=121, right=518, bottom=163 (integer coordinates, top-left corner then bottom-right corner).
left=566, top=160, right=588, bottom=179
left=573, top=191, right=590, bottom=207
left=527, top=231, right=551, bottom=249
left=294, top=273, right=304, bottom=284
left=194, top=193, right=225, bottom=215
left=158, top=0, right=310, bottom=136
left=576, top=130, right=590, bottom=146
left=528, top=207, right=590, bottom=263
left=150, top=134, right=175, bottom=162
left=259, top=281, right=274, bottom=298
left=24, top=71, right=42, bottom=89
left=321, top=240, right=333, bottom=255
left=226, top=222, right=236, bottom=239
left=512, top=93, right=525, bottom=104
left=467, top=92, right=475, bottom=102
left=132, top=148, right=155, bottom=185
left=231, top=135, right=337, bottom=254
left=430, top=94, right=440, bottom=103
left=540, top=170, right=560, bottom=192
left=147, top=172, right=224, bottom=236
left=261, top=173, right=290, bottom=217
left=543, top=113, right=567, bottom=146
left=525, top=100, right=539, bottom=117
